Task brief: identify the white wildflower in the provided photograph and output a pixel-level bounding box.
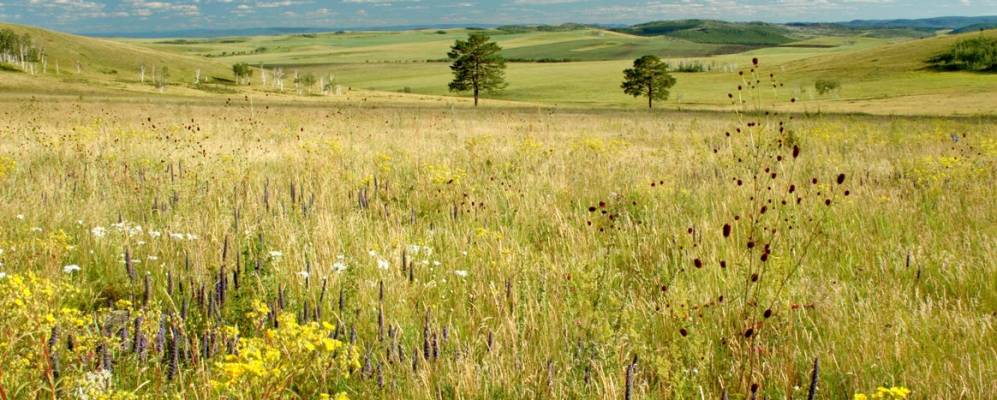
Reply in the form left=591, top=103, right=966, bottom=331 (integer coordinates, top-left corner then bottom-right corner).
left=0, top=272, right=6, bottom=280
left=63, top=264, right=81, bottom=274
left=297, top=270, right=311, bottom=279
left=454, top=270, right=468, bottom=277
left=377, top=258, right=390, bottom=270
left=91, top=226, right=107, bottom=238
left=15, top=214, right=24, bottom=220
left=269, top=251, right=284, bottom=258
left=333, top=261, right=347, bottom=273
left=148, top=230, right=161, bottom=238
left=31, top=227, right=43, bottom=233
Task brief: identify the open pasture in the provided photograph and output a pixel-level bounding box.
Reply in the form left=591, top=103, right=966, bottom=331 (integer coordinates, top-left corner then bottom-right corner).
left=0, top=94, right=994, bottom=399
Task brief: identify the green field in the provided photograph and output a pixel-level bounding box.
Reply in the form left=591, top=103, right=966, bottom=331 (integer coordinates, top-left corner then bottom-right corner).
left=0, top=19, right=995, bottom=400
left=5, top=22, right=993, bottom=115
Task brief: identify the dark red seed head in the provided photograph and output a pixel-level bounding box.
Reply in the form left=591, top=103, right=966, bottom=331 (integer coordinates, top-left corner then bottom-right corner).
left=722, top=224, right=731, bottom=238
left=679, top=328, right=688, bottom=337
left=745, top=328, right=754, bottom=338
left=837, top=173, right=846, bottom=184
left=763, top=309, right=772, bottom=318
left=694, top=259, right=703, bottom=268
left=792, top=145, right=800, bottom=158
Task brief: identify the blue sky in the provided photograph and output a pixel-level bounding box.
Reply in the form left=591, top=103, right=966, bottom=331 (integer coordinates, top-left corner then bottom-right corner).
left=0, top=0, right=994, bottom=34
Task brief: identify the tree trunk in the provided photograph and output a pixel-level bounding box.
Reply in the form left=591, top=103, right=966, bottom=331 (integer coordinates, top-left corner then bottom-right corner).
left=474, top=87, right=479, bottom=107
left=648, top=83, right=653, bottom=110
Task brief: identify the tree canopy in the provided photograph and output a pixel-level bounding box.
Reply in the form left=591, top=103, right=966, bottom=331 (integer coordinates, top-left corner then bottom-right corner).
left=447, top=33, right=507, bottom=107
left=621, top=55, right=677, bottom=109
left=233, top=62, right=253, bottom=85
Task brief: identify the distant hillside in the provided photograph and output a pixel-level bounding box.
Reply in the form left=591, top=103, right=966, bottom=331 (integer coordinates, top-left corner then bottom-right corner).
left=837, top=16, right=997, bottom=30
left=614, top=20, right=796, bottom=45
left=84, top=24, right=502, bottom=39
left=787, top=29, right=997, bottom=78
left=0, top=23, right=232, bottom=84
left=952, top=23, right=997, bottom=34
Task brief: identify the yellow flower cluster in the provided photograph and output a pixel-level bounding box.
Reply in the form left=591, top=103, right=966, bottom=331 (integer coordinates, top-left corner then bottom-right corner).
left=426, top=163, right=465, bottom=185
left=906, top=155, right=989, bottom=187
left=854, top=386, right=911, bottom=400
left=212, top=313, right=359, bottom=396
left=0, top=155, right=14, bottom=179
left=320, top=392, right=350, bottom=400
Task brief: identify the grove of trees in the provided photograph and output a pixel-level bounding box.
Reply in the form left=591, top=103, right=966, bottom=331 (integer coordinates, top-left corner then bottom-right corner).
left=929, top=36, right=997, bottom=72
left=233, top=62, right=254, bottom=85
left=0, top=29, right=42, bottom=68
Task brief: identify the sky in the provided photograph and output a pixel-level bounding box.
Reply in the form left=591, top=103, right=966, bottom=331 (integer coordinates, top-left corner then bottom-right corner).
left=0, top=0, right=994, bottom=34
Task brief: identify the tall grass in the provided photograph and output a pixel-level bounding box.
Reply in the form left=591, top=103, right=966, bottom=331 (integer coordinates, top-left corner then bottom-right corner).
left=0, top=83, right=994, bottom=398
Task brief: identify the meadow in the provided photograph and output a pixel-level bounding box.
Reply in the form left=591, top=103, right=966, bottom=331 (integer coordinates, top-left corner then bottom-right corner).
left=1, top=70, right=995, bottom=399
left=0, top=20, right=995, bottom=400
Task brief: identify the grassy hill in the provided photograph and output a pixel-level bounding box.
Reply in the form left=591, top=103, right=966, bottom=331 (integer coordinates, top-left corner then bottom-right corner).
left=1, top=23, right=994, bottom=115
left=952, top=23, right=997, bottom=33
left=615, top=20, right=797, bottom=45
left=0, top=23, right=232, bottom=85
left=787, top=29, right=997, bottom=77
left=139, top=28, right=755, bottom=65
left=838, top=15, right=997, bottom=30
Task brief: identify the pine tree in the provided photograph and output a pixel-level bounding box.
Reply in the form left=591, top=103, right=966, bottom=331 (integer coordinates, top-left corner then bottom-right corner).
left=447, top=33, right=507, bottom=107
left=622, top=55, right=677, bottom=109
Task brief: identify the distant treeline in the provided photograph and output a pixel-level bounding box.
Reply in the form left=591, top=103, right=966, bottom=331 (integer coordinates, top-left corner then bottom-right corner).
left=205, top=47, right=269, bottom=58
left=495, top=23, right=599, bottom=33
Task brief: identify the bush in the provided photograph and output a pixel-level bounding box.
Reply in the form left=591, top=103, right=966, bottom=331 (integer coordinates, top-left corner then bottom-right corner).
left=928, top=36, right=997, bottom=72
left=673, top=61, right=706, bottom=73
left=815, top=79, right=841, bottom=95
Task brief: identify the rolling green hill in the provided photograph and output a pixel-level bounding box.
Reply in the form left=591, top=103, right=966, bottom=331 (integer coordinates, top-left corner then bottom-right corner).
left=0, top=23, right=232, bottom=84
left=787, top=29, right=997, bottom=77
left=138, top=28, right=756, bottom=65
left=616, top=20, right=797, bottom=45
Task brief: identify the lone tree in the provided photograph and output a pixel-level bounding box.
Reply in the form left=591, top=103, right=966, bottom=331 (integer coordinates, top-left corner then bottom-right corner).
left=233, top=62, right=253, bottom=85
left=622, top=55, right=676, bottom=109
left=447, top=33, right=506, bottom=107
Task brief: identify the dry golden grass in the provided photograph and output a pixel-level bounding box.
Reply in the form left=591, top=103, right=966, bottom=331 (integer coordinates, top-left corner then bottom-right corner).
left=0, top=89, right=993, bottom=399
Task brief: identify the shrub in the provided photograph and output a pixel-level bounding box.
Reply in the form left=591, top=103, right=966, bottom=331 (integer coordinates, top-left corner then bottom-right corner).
left=673, top=61, right=706, bottom=73
left=815, top=79, right=841, bottom=95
